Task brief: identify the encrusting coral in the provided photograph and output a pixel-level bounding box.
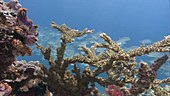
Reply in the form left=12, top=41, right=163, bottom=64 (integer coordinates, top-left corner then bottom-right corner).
left=36, top=22, right=170, bottom=96
left=0, top=60, right=49, bottom=96
left=0, top=0, right=170, bottom=96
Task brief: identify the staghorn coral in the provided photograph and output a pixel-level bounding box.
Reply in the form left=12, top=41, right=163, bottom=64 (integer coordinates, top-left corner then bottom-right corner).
left=36, top=22, right=170, bottom=96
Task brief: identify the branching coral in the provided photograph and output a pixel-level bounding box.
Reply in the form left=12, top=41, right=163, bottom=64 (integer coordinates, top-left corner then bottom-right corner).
left=36, top=22, right=170, bottom=96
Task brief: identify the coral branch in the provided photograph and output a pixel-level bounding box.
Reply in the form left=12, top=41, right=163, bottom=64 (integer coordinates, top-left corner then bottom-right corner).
left=154, top=78, right=170, bottom=84
left=56, top=40, right=66, bottom=66
left=36, top=43, right=56, bottom=67
left=151, top=84, right=170, bottom=96
left=128, top=35, right=170, bottom=57
left=129, top=55, right=169, bottom=95
left=51, top=22, right=94, bottom=43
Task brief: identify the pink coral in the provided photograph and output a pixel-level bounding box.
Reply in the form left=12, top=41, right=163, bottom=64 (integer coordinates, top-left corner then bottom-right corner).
left=0, top=82, right=12, bottom=96
left=106, top=85, right=124, bottom=96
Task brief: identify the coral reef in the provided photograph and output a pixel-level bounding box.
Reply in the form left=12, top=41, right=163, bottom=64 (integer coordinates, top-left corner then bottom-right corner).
left=0, top=0, right=38, bottom=67
left=0, top=0, right=44, bottom=96
left=0, top=0, right=170, bottom=96
left=36, top=22, right=170, bottom=96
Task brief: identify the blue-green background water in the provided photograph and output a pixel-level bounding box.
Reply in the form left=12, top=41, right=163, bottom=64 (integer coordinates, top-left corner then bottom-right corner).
left=5, top=0, right=170, bottom=94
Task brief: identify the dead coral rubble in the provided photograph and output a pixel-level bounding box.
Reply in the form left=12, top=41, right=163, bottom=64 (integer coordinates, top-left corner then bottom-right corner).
left=36, top=22, right=170, bottom=96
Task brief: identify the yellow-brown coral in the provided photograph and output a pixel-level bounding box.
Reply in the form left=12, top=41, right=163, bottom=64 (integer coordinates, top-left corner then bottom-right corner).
left=17, top=8, right=27, bottom=25
left=17, top=8, right=27, bottom=16
left=11, top=39, right=32, bottom=56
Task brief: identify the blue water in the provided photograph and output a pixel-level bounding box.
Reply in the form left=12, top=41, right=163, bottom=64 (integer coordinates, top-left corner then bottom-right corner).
left=12, top=0, right=170, bottom=94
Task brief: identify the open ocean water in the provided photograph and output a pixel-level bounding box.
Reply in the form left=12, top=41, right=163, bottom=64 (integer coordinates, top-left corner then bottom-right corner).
left=8, top=0, right=170, bottom=95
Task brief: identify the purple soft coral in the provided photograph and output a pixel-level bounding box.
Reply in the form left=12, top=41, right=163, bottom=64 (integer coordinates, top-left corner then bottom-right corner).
left=17, top=8, right=28, bottom=25
left=16, top=7, right=39, bottom=46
